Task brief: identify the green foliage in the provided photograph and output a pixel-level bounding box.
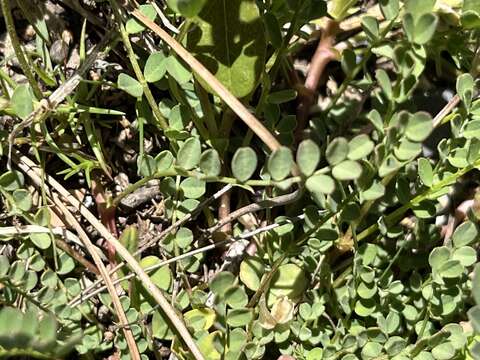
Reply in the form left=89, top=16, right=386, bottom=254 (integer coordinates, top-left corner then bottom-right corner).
left=2, top=0, right=480, bottom=359
left=186, top=0, right=266, bottom=98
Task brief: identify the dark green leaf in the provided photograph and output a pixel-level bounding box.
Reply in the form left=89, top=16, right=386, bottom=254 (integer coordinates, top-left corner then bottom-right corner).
left=186, top=0, right=266, bottom=98
left=177, top=137, right=202, bottom=170
left=118, top=73, right=143, bottom=98
left=232, top=147, right=257, bottom=182
left=144, top=52, right=167, bottom=83
left=11, top=84, right=34, bottom=120
left=306, top=174, right=335, bottom=196
left=332, top=160, right=362, bottom=181
left=326, top=137, right=348, bottom=165
left=267, top=146, right=293, bottom=181
left=200, top=149, right=221, bottom=176
left=297, top=139, right=320, bottom=176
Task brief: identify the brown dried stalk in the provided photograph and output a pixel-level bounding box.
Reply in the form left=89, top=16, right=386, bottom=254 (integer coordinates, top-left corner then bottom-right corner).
left=296, top=18, right=339, bottom=140
left=13, top=153, right=206, bottom=360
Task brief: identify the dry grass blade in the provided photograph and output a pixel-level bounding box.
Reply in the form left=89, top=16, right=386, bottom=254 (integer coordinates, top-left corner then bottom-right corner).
left=128, top=4, right=282, bottom=152
left=12, top=152, right=206, bottom=360
left=50, top=197, right=141, bottom=360
left=10, top=159, right=140, bottom=358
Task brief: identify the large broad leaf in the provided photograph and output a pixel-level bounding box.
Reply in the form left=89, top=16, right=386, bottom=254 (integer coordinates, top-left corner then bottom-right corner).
left=186, top=0, right=266, bottom=98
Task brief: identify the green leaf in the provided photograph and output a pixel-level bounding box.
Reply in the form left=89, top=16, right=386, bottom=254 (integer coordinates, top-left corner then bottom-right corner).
left=0, top=255, right=9, bottom=277
left=362, top=16, right=379, bottom=41
left=348, top=134, right=374, bottom=160
left=152, top=311, right=175, bottom=340
left=297, top=139, right=320, bottom=176
left=155, top=151, right=174, bottom=171
left=200, top=149, right=221, bottom=177
left=166, top=0, right=207, bottom=17
left=211, top=271, right=236, bottom=296
left=137, top=154, right=157, bottom=177
left=180, top=177, right=206, bottom=199
left=418, top=158, right=433, bottom=187
left=125, top=4, right=157, bottom=34
left=239, top=256, right=264, bottom=291
left=469, top=305, right=480, bottom=333
left=186, top=0, right=266, bottom=98
left=379, top=0, right=399, bottom=20
left=232, top=147, right=257, bottom=182
left=329, top=0, right=356, bottom=20
left=57, top=251, right=74, bottom=275
left=376, top=69, right=392, bottom=99
left=463, top=120, right=480, bottom=138
left=166, top=56, right=193, bottom=85
left=30, top=233, right=52, bottom=250
left=118, top=73, right=143, bottom=98
left=326, top=137, right=349, bottom=165
left=361, top=342, right=383, bottom=358
left=267, top=90, right=297, bottom=104
left=355, top=298, right=377, bottom=317
left=225, top=286, right=248, bottom=308
left=177, top=137, right=202, bottom=170
left=144, top=52, right=167, bottom=83
left=413, top=13, right=438, bottom=45
left=341, top=49, right=356, bottom=76
left=269, top=263, right=307, bottom=300
left=0, top=171, right=24, bottom=191
left=452, top=221, right=479, bottom=247
left=11, top=84, right=34, bottom=120
left=306, top=174, right=335, bottom=196
left=175, top=227, right=194, bottom=248
left=451, top=246, right=477, bottom=267
left=405, top=112, right=433, bottom=142
left=267, top=146, right=293, bottom=181
left=394, top=138, right=422, bottom=161
left=457, top=73, right=474, bottom=107
left=473, top=263, right=480, bottom=304
left=12, top=189, right=32, bottom=211
left=429, top=246, right=451, bottom=271
left=332, top=160, right=362, bottom=181
left=431, top=342, right=455, bottom=360
left=405, top=0, right=435, bottom=21
left=140, top=256, right=172, bottom=290
left=227, top=308, right=253, bottom=327
left=438, top=260, right=464, bottom=278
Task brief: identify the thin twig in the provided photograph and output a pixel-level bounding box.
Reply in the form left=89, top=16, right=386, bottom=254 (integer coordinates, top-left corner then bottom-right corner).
left=12, top=152, right=206, bottom=360
left=432, top=94, right=460, bottom=128
left=128, top=4, right=282, bottom=152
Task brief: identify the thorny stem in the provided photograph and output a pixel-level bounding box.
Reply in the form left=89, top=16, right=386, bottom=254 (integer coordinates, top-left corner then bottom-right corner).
left=0, top=0, right=43, bottom=99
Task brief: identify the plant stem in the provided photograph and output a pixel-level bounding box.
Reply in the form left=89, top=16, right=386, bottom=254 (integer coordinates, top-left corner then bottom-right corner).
left=112, top=169, right=302, bottom=207
left=109, top=0, right=169, bottom=130
left=0, top=0, right=42, bottom=99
